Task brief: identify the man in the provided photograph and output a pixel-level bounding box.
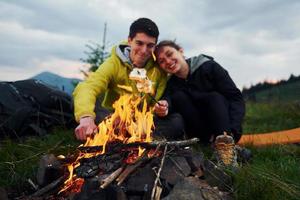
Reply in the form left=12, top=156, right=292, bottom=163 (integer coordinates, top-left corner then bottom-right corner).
left=73, top=18, right=184, bottom=141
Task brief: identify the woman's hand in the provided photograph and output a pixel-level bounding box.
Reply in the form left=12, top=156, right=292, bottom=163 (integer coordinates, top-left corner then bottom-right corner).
left=154, top=100, right=169, bottom=117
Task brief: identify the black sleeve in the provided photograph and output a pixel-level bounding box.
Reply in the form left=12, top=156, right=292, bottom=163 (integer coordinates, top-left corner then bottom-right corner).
left=211, top=62, right=245, bottom=134
left=160, top=77, right=175, bottom=113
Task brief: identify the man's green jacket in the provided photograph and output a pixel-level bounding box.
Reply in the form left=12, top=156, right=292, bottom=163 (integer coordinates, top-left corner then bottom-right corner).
left=73, top=43, right=167, bottom=122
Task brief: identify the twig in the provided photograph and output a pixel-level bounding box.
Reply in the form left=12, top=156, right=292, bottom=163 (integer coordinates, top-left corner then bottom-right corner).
left=148, top=138, right=199, bottom=147
left=152, top=167, right=162, bottom=186
left=151, top=145, right=168, bottom=200
left=30, top=176, right=64, bottom=197
left=116, top=150, right=150, bottom=185
left=27, top=178, right=39, bottom=191
left=116, top=161, right=143, bottom=186
left=154, top=186, right=163, bottom=200
left=100, top=166, right=125, bottom=189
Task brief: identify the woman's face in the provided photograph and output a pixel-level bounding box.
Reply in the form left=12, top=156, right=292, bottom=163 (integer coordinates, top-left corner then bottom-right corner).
left=156, top=46, right=185, bottom=74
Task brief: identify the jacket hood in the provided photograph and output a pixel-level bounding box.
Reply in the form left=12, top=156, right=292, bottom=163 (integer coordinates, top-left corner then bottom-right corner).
left=115, top=44, right=132, bottom=65
left=188, top=54, right=212, bottom=74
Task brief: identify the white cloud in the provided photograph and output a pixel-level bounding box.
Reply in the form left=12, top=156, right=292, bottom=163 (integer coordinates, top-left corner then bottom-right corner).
left=0, top=0, right=300, bottom=88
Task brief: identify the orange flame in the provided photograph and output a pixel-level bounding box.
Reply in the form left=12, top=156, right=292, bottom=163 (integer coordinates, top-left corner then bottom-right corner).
left=61, top=93, right=154, bottom=194
left=83, top=94, right=153, bottom=151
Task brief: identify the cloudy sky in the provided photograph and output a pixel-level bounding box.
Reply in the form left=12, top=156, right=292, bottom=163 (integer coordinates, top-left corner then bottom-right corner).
left=1, top=0, right=300, bottom=88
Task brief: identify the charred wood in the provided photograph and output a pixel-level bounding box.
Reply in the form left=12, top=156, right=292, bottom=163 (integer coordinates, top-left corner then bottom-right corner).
left=75, top=153, right=125, bottom=178
left=78, top=138, right=200, bottom=153
left=30, top=176, right=64, bottom=197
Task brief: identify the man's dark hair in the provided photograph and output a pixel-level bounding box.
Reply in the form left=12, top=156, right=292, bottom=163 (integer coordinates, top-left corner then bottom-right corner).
left=129, top=18, right=159, bottom=40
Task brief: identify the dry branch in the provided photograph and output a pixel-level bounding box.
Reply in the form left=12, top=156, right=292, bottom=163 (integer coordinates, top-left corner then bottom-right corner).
left=116, top=151, right=151, bottom=185
left=100, top=166, right=125, bottom=189
left=151, top=145, right=168, bottom=200
left=30, top=176, right=64, bottom=197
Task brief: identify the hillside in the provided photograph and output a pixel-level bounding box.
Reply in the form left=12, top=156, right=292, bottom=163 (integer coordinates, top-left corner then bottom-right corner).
left=31, top=71, right=81, bottom=95
left=242, top=74, right=300, bottom=102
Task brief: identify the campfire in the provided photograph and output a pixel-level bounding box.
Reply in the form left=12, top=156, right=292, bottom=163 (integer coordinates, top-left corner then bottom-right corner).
left=60, top=93, right=156, bottom=195
left=21, top=78, right=234, bottom=199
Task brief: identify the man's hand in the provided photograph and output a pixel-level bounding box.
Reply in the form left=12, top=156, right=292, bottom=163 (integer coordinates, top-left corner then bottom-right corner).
left=75, top=116, right=98, bottom=141
left=154, top=100, right=169, bottom=117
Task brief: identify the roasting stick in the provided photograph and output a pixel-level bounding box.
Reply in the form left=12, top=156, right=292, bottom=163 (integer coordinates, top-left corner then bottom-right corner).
left=117, top=84, right=161, bottom=106
left=147, top=93, right=162, bottom=106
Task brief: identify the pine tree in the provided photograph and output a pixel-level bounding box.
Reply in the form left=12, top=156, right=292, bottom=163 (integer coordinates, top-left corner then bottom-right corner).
left=80, top=23, right=109, bottom=77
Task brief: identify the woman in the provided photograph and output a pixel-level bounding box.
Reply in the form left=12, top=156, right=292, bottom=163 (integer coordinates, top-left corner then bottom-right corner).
left=154, top=40, right=245, bottom=144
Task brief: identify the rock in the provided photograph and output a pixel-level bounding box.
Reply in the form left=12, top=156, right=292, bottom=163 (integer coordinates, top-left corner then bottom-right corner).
left=36, top=154, right=63, bottom=187
left=161, top=177, right=204, bottom=200
left=0, top=187, right=8, bottom=200
left=160, top=156, right=191, bottom=185
left=162, top=177, right=233, bottom=200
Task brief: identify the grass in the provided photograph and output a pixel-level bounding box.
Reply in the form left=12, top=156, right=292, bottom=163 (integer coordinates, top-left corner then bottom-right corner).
left=0, top=128, right=80, bottom=194
left=234, top=102, right=300, bottom=200
left=233, top=144, right=300, bottom=200
left=0, top=102, right=300, bottom=199
left=243, top=102, right=300, bottom=133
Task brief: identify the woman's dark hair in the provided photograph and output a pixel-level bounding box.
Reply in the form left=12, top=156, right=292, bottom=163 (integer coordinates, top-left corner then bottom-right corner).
left=129, top=18, right=159, bottom=40
left=155, top=40, right=182, bottom=55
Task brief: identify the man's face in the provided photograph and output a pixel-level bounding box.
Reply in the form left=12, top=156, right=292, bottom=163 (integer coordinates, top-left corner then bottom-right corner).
left=128, top=32, right=156, bottom=68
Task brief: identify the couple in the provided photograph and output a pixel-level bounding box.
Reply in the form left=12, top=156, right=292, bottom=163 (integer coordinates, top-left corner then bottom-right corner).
left=73, top=18, right=245, bottom=166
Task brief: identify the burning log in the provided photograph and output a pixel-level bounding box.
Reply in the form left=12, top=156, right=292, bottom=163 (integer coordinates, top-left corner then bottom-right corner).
left=77, top=138, right=200, bottom=153
left=72, top=139, right=200, bottom=191
left=75, top=152, right=125, bottom=178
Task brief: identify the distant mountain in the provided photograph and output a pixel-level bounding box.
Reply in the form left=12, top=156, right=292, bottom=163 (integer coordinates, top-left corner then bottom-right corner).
left=242, top=74, right=300, bottom=102
left=31, top=71, right=81, bottom=95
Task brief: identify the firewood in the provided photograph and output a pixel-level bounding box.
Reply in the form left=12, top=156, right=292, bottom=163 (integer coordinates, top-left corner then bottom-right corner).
left=116, top=156, right=148, bottom=185
left=78, top=138, right=200, bottom=153
left=100, top=166, right=125, bottom=189
left=116, top=149, right=154, bottom=185
left=30, top=176, right=64, bottom=197
left=147, top=138, right=199, bottom=148
left=151, top=145, right=168, bottom=200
